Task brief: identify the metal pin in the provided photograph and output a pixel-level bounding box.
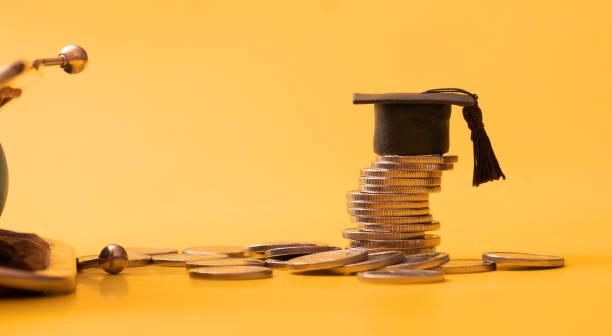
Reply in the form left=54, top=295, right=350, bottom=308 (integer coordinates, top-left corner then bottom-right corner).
left=31, top=45, right=88, bottom=74
left=77, top=244, right=128, bottom=274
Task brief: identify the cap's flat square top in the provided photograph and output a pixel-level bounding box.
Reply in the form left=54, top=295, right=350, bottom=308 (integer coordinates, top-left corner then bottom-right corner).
left=353, top=93, right=475, bottom=106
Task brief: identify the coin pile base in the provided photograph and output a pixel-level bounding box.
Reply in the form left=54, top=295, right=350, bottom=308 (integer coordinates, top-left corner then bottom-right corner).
left=344, top=155, right=454, bottom=254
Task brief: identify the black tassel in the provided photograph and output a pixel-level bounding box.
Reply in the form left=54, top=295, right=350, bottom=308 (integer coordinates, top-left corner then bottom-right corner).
left=422, top=88, right=505, bottom=187
left=462, top=101, right=505, bottom=186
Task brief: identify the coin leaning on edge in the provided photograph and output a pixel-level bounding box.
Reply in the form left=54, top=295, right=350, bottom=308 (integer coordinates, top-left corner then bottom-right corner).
left=264, top=245, right=340, bottom=258
left=286, top=249, right=369, bottom=272
left=329, top=251, right=405, bottom=275
left=383, top=252, right=450, bottom=270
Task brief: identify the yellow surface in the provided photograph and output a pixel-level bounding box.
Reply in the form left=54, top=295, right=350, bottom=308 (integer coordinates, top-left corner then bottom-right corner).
left=0, top=0, right=611, bottom=334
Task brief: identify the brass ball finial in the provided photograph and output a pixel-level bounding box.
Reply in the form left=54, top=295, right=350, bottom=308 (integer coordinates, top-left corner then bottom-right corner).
left=31, top=44, right=88, bottom=74
left=98, top=244, right=128, bottom=274
left=58, top=45, right=88, bottom=74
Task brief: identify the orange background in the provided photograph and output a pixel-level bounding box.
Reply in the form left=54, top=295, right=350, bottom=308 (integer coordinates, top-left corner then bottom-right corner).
left=1, top=0, right=611, bottom=335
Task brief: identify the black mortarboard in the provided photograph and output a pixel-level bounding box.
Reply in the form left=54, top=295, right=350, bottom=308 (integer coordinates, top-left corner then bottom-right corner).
left=353, top=88, right=505, bottom=187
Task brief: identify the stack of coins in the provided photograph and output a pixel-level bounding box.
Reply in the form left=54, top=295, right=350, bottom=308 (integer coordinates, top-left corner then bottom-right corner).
left=343, top=155, right=456, bottom=255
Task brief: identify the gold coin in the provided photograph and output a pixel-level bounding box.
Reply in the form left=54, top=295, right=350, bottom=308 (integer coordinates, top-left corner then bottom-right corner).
left=347, top=191, right=429, bottom=202
left=357, top=221, right=440, bottom=232
left=432, top=259, right=495, bottom=274
left=361, top=169, right=443, bottom=178
left=126, top=246, right=178, bottom=256
left=329, top=251, right=405, bottom=275
left=482, top=252, right=564, bottom=268
left=383, top=252, right=450, bottom=270
left=151, top=253, right=227, bottom=266
left=348, top=208, right=429, bottom=217
left=287, top=249, right=368, bottom=272
left=365, top=247, right=437, bottom=255
left=189, top=266, right=272, bottom=280
left=350, top=234, right=440, bottom=249
left=352, top=215, right=433, bottom=224
left=246, top=242, right=320, bottom=253
left=372, top=162, right=454, bottom=171
left=183, top=246, right=247, bottom=258
left=360, top=185, right=441, bottom=194
left=359, top=177, right=441, bottom=186
left=347, top=200, right=429, bottom=209
left=357, top=269, right=445, bottom=284
left=342, top=228, right=426, bottom=240
left=265, top=258, right=290, bottom=269
left=186, top=258, right=265, bottom=268
left=265, top=245, right=340, bottom=258
left=376, top=155, right=458, bottom=164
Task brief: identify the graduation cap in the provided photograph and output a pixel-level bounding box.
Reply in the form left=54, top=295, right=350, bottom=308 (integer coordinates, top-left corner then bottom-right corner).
left=353, top=88, right=505, bottom=187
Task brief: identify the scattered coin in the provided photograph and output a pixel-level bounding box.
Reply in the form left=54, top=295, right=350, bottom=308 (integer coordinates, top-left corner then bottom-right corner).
left=357, top=221, right=440, bottom=232
left=482, top=252, right=564, bottom=268
left=265, top=258, right=290, bottom=269
left=352, top=215, right=433, bottom=224
left=329, top=251, right=405, bottom=275
left=383, top=252, right=450, bottom=270
left=246, top=242, right=320, bottom=253
left=359, top=177, right=442, bottom=186
left=360, top=185, right=441, bottom=194
left=350, top=234, right=440, bottom=249
left=433, top=259, right=495, bottom=274
left=265, top=245, right=340, bottom=258
left=126, top=253, right=152, bottom=267
left=183, top=246, right=247, bottom=258
left=189, top=266, right=272, bottom=280
left=151, top=253, right=227, bottom=266
left=376, top=155, right=458, bottom=164
left=126, top=246, right=178, bottom=256
left=368, top=247, right=437, bottom=255
left=372, top=162, right=453, bottom=171
left=186, top=258, right=265, bottom=269
left=342, top=228, right=426, bottom=240
left=347, top=200, right=429, bottom=209
left=361, top=169, right=443, bottom=178
left=287, top=249, right=368, bottom=272
left=77, top=253, right=152, bottom=268
left=347, top=191, right=429, bottom=202
left=357, top=269, right=445, bottom=284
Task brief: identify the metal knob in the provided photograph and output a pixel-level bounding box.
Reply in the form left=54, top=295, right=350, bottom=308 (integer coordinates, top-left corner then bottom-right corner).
left=77, top=244, right=128, bottom=274
left=31, top=45, right=88, bottom=74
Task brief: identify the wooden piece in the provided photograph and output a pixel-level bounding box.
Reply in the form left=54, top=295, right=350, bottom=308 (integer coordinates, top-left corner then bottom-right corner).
left=0, top=238, right=76, bottom=294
